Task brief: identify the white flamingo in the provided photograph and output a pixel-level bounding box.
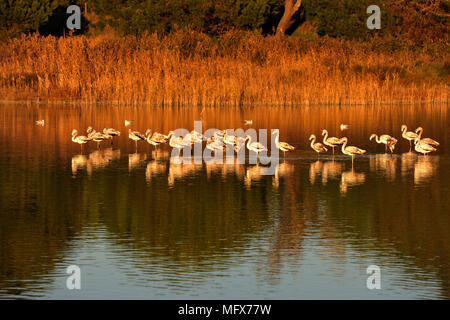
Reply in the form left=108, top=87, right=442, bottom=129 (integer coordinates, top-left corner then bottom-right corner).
left=415, top=127, right=439, bottom=146
left=309, top=134, right=327, bottom=157
left=322, top=129, right=342, bottom=155
left=401, top=125, right=419, bottom=152
left=369, top=133, right=398, bottom=153
left=245, top=135, right=267, bottom=158
left=71, top=129, right=92, bottom=152
left=128, top=129, right=146, bottom=151
left=414, top=138, right=437, bottom=156
left=340, top=137, right=366, bottom=164
left=273, top=129, right=295, bottom=157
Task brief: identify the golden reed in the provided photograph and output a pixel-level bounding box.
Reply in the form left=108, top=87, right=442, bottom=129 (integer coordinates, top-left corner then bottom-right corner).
left=0, top=30, right=448, bottom=106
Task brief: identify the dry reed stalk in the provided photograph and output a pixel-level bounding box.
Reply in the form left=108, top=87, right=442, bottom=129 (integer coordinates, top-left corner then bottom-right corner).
left=0, top=32, right=448, bottom=106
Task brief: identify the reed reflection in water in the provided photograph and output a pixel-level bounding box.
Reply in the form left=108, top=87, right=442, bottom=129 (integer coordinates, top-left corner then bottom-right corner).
left=0, top=103, right=449, bottom=299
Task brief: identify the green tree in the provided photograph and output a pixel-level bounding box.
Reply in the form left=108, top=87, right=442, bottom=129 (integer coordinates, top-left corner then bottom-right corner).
left=0, top=0, right=56, bottom=38
left=302, top=0, right=389, bottom=40
left=88, top=0, right=285, bottom=35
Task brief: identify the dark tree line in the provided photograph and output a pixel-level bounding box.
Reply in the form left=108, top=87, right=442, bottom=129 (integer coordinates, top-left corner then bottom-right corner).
left=0, top=0, right=448, bottom=42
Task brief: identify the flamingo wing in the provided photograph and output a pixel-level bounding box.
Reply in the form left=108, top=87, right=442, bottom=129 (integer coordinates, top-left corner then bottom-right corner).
left=279, top=142, right=295, bottom=150
left=326, top=137, right=341, bottom=145
left=314, top=143, right=327, bottom=152
left=421, top=138, right=439, bottom=146
left=346, top=146, right=366, bottom=154
left=252, top=142, right=268, bottom=151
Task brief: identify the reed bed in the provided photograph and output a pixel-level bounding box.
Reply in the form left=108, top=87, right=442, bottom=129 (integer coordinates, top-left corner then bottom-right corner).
left=0, top=30, right=448, bottom=106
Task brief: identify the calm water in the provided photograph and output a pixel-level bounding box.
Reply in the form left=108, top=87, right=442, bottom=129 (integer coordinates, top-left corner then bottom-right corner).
left=0, top=103, right=449, bottom=299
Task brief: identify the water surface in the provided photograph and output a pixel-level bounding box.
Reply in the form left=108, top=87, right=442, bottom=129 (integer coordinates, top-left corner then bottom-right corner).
left=0, top=103, right=449, bottom=299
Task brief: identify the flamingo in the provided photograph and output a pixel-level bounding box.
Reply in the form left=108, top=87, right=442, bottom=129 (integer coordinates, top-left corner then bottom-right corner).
left=145, top=129, right=160, bottom=150
left=322, top=129, right=342, bottom=155
left=273, top=129, right=295, bottom=157
left=309, top=134, right=327, bottom=157
left=36, top=120, right=45, bottom=126
left=86, top=126, right=96, bottom=137
left=90, top=131, right=109, bottom=149
left=169, top=133, right=186, bottom=151
left=128, top=129, right=146, bottom=151
left=414, top=138, right=437, bottom=156
left=401, top=125, right=419, bottom=152
left=190, top=130, right=203, bottom=143
left=369, top=133, right=398, bottom=153
left=206, top=136, right=225, bottom=153
left=103, top=128, right=120, bottom=145
left=71, top=129, right=92, bottom=152
left=232, top=136, right=247, bottom=153
left=181, top=131, right=202, bottom=146
left=245, top=135, right=268, bottom=158
left=415, top=127, right=439, bottom=146
left=223, top=131, right=237, bottom=147
left=340, top=137, right=366, bottom=164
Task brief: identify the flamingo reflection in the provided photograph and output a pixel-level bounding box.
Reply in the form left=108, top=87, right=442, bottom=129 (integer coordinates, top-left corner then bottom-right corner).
left=414, top=156, right=438, bottom=185
left=370, top=156, right=397, bottom=182
left=128, top=152, right=147, bottom=171
left=145, top=160, right=167, bottom=183
left=272, top=162, right=294, bottom=188
left=71, top=148, right=120, bottom=176
left=339, top=170, right=366, bottom=195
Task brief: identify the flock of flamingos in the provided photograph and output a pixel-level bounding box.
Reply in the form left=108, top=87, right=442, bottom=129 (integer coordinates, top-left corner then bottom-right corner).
left=66, top=121, right=440, bottom=161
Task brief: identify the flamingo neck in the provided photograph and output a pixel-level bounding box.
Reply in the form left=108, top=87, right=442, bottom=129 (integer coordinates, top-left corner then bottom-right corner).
left=310, top=137, right=316, bottom=148
left=246, top=136, right=252, bottom=148
left=341, top=139, right=347, bottom=152
left=417, top=128, right=423, bottom=138
left=274, top=132, right=279, bottom=146
left=374, top=135, right=381, bottom=144
left=322, top=130, right=328, bottom=143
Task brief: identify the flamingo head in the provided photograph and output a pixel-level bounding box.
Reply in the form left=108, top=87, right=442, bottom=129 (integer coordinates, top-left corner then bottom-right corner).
left=401, top=125, right=407, bottom=132
left=321, top=129, right=327, bottom=136
left=415, top=127, right=423, bottom=134
left=340, top=137, right=348, bottom=143
left=369, top=134, right=377, bottom=141
left=145, top=129, right=151, bottom=137
left=71, top=129, right=77, bottom=136
left=309, top=134, right=315, bottom=141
